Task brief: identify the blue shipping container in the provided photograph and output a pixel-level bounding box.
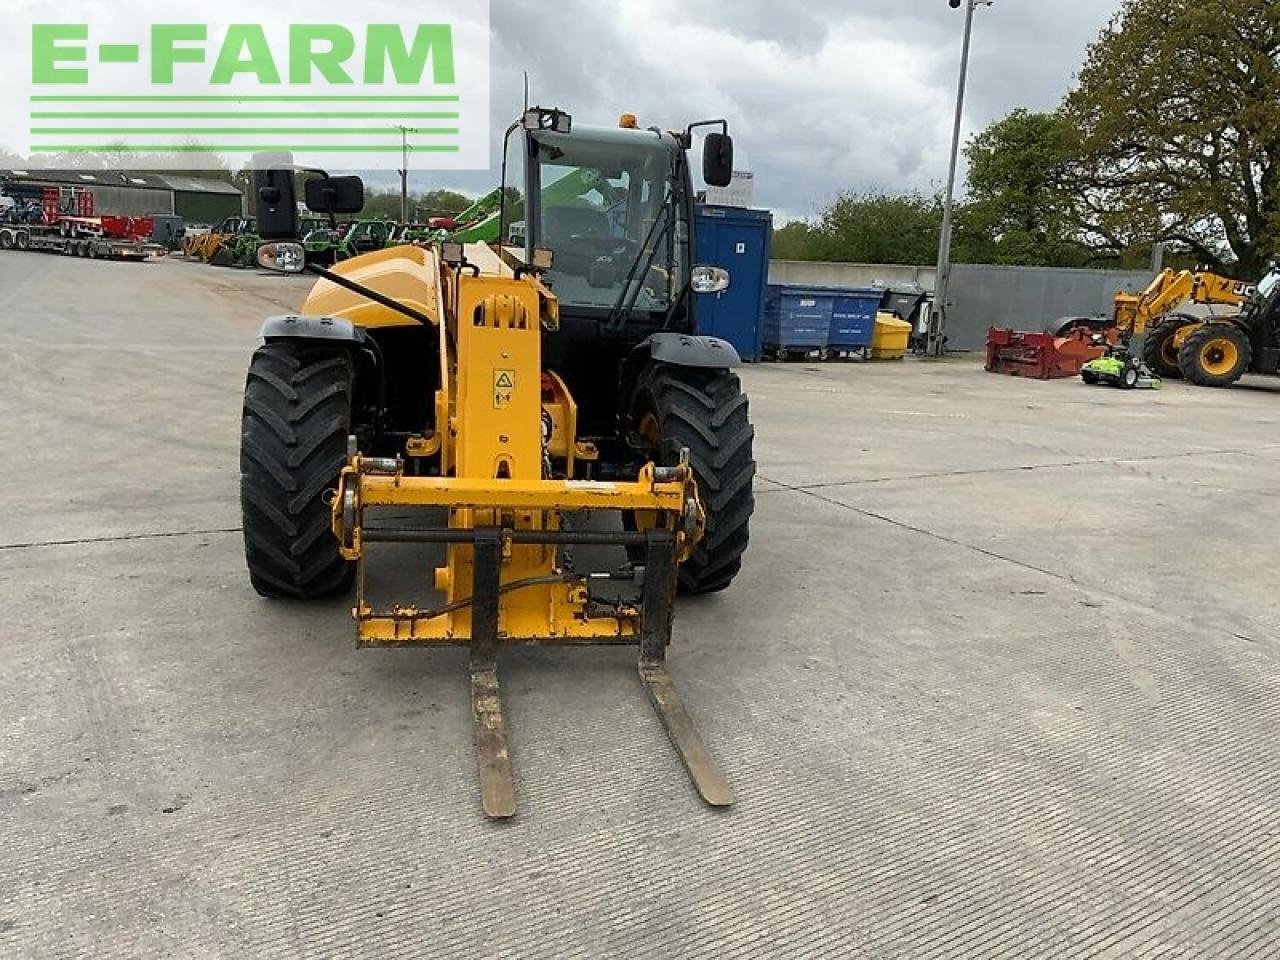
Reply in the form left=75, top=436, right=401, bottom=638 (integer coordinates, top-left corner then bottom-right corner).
left=694, top=205, right=773, bottom=361
left=764, top=285, right=883, bottom=354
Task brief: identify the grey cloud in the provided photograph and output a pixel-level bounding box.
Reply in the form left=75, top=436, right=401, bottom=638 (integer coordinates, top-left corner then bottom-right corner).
left=389, top=0, right=1123, bottom=220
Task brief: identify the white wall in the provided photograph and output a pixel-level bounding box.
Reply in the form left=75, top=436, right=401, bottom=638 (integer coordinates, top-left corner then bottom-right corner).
left=769, top=259, right=936, bottom=292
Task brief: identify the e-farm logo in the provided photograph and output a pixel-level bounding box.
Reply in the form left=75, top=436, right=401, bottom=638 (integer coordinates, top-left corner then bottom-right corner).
left=6, top=2, right=489, bottom=170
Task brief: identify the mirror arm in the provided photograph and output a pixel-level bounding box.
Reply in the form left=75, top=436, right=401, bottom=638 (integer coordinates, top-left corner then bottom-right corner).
left=683, top=118, right=728, bottom=149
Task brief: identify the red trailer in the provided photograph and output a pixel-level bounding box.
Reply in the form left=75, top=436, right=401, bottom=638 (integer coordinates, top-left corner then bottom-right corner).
left=0, top=213, right=161, bottom=260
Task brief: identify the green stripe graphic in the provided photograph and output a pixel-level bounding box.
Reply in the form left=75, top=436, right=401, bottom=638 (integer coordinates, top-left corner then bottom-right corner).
left=30, top=145, right=462, bottom=153
left=31, top=112, right=459, bottom=119
left=30, top=95, right=460, bottom=102
left=31, top=128, right=460, bottom=135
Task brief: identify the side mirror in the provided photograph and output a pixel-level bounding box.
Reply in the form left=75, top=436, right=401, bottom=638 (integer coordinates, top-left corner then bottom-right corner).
left=703, top=132, right=734, bottom=188
left=521, top=107, right=572, bottom=133
left=691, top=265, right=731, bottom=293
left=253, top=168, right=298, bottom=240
left=305, top=175, right=365, bottom=216
left=256, top=241, right=306, bottom=273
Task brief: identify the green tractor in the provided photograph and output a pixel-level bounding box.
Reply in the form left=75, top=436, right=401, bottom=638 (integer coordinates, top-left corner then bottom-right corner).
left=301, top=223, right=341, bottom=266
left=214, top=216, right=326, bottom=269
left=301, top=218, right=399, bottom=265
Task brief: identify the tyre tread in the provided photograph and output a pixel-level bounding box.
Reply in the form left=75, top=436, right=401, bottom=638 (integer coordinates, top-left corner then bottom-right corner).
left=240, top=341, right=354, bottom=599
left=635, top=365, right=755, bottom=594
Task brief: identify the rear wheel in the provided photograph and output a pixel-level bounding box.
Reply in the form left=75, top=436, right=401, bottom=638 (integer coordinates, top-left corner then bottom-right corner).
left=240, top=340, right=356, bottom=599
left=631, top=364, right=755, bottom=594
left=1179, top=323, right=1251, bottom=388
left=1142, top=316, right=1191, bottom=378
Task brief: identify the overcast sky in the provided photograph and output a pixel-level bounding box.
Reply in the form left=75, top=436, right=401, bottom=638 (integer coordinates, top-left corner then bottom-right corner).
left=399, top=0, right=1124, bottom=220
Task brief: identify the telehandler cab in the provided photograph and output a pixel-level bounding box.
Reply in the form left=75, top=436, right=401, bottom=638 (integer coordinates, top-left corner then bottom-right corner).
left=239, top=110, right=754, bottom=817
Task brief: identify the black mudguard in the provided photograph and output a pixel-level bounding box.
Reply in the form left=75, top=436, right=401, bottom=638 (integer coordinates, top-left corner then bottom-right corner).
left=258, top=314, right=365, bottom=344
left=639, top=331, right=741, bottom=368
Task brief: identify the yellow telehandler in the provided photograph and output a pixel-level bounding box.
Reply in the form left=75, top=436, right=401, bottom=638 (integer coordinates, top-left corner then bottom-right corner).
left=1055, top=268, right=1256, bottom=378
left=240, top=109, right=753, bottom=817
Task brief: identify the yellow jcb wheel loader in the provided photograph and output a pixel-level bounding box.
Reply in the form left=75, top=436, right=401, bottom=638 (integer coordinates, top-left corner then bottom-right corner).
left=239, top=109, right=754, bottom=817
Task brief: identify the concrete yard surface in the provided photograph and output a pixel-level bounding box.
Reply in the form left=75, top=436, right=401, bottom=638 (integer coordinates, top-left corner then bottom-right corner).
left=2, top=253, right=1279, bottom=958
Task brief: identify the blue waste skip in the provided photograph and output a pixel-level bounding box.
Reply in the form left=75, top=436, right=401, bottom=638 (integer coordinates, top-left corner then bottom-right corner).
left=829, top=292, right=881, bottom=350
left=764, top=285, right=884, bottom=356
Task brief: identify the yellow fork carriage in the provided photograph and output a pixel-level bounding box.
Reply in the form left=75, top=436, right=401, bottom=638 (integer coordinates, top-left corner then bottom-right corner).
left=243, top=112, right=750, bottom=817
left=336, top=249, right=728, bottom=818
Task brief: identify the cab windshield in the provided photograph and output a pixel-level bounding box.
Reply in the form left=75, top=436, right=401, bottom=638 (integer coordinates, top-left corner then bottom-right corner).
left=1259, top=267, right=1280, bottom=299
left=531, top=129, right=680, bottom=312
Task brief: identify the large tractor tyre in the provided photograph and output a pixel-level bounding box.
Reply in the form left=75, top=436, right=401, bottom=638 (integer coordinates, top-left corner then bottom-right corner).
left=240, top=341, right=355, bottom=599
left=0, top=230, right=13, bottom=250
left=632, top=365, right=755, bottom=594
left=1142, top=317, right=1192, bottom=380
left=1179, top=323, right=1252, bottom=388
left=15, top=231, right=28, bottom=250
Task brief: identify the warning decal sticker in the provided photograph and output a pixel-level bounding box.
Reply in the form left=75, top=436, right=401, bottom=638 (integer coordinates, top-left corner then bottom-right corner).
left=493, top=369, right=515, bottom=408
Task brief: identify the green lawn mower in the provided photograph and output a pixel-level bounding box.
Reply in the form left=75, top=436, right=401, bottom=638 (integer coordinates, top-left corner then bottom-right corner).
left=1081, top=341, right=1162, bottom=390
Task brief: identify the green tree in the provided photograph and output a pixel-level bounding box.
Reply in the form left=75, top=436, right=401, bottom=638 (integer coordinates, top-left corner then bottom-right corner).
left=958, top=109, right=1091, bottom=267
left=358, top=189, right=405, bottom=219
left=771, top=220, right=819, bottom=260
left=359, top=186, right=475, bottom=221
left=1063, top=0, right=1280, bottom=278
left=790, top=190, right=942, bottom=265
left=418, top=188, right=471, bottom=218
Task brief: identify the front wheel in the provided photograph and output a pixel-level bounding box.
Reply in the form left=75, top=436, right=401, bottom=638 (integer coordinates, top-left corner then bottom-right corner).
left=240, top=340, right=356, bottom=599
left=1141, top=316, right=1191, bottom=379
left=631, top=365, right=755, bottom=594
left=1179, top=323, right=1251, bottom=388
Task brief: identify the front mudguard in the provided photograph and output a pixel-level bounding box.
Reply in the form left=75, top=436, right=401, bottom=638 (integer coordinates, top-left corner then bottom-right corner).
left=619, top=332, right=740, bottom=417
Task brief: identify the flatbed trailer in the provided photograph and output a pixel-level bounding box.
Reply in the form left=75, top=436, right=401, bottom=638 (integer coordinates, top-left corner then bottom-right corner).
left=0, top=219, right=162, bottom=262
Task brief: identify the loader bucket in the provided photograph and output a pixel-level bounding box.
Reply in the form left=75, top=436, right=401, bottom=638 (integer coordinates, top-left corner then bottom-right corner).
left=208, top=244, right=236, bottom=268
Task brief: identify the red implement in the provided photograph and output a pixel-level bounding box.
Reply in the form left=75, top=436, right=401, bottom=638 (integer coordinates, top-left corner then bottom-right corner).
left=985, top=327, right=1108, bottom=380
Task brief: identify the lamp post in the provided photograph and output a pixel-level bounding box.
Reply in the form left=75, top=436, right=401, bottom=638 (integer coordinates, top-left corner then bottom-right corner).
left=928, top=0, right=992, bottom=357
left=398, top=126, right=409, bottom=223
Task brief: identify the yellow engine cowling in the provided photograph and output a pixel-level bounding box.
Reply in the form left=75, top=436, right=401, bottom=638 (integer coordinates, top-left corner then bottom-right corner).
left=302, top=244, right=442, bottom=329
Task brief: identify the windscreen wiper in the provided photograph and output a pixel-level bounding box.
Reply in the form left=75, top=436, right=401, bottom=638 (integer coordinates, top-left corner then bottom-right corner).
left=605, top=193, right=672, bottom=332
